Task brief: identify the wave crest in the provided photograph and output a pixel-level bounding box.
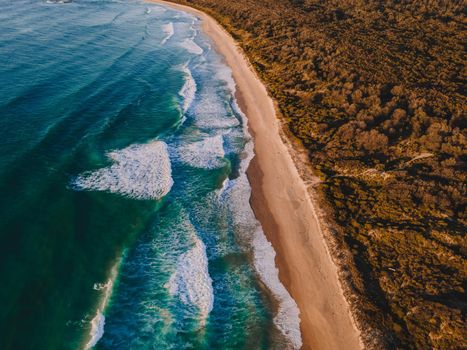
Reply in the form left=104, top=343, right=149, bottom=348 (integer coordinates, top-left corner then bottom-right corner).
left=176, top=135, right=226, bottom=170
left=253, top=231, right=302, bottom=349
left=72, top=141, right=173, bottom=200
left=221, top=131, right=303, bottom=348
left=167, top=229, right=214, bottom=326
left=179, top=64, right=197, bottom=113
left=180, top=38, right=203, bottom=55
left=85, top=263, right=119, bottom=349
left=161, top=22, right=174, bottom=45
left=193, top=92, right=240, bottom=130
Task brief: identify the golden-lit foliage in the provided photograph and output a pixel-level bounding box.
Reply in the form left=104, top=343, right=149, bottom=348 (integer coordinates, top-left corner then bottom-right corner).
left=171, top=0, right=466, bottom=348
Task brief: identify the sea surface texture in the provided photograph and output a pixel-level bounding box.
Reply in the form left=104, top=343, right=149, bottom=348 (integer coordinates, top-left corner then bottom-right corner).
left=0, top=0, right=301, bottom=349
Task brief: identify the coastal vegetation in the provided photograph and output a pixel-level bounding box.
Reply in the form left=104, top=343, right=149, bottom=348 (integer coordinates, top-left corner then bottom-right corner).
left=169, top=0, right=466, bottom=348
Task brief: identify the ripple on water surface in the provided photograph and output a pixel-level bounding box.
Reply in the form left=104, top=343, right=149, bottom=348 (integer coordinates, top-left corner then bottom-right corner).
left=0, top=1, right=301, bottom=349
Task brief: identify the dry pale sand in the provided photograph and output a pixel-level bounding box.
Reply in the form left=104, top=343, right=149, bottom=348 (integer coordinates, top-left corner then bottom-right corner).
left=149, top=1, right=363, bottom=349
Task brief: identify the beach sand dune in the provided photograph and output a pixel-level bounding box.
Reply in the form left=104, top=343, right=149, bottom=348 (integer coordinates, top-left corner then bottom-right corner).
left=150, top=1, right=363, bottom=348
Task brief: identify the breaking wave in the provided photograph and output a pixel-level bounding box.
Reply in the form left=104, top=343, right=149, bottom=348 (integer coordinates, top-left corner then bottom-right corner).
left=86, top=312, right=105, bottom=350
left=180, top=38, right=203, bottom=55
left=161, top=22, right=174, bottom=45
left=85, top=263, right=119, bottom=349
left=45, top=0, right=72, bottom=4
left=252, top=231, right=303, bottom=349
left=221, top=104, right=303, bottom=348
left=179, top=64, right=197, bottom=113
left=166, top=225, right=214, bottom=326
left=72, top=141, right=173, bottom=200
left=176, top=135, right=226, bottom=170
left=192, top=92, right=240, bottom=130
left=214, top=62, right=237, bottom=94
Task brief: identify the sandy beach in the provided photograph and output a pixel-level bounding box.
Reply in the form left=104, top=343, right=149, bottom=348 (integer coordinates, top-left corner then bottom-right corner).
left=149, top=1, right=363, bottom=349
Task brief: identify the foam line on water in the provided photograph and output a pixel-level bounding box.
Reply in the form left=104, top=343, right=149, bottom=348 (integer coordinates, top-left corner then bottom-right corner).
left=175, top=135, right=226, bottom=170
left=192, top=90, right=240, bottom=130
left=180, top=38, right=203, bottom=55
left=221, top=94, right=303, bottom=347
left=45, top=0, right=72, bottom=3
left=214, top=62, right=237, bottom=94
left=72, top=141, right=173, bottom=200
left=180, top=21, right=203, bottom=55
left=222, top=145, right=303, bottom=349
left=161, top=22, right=174, bottom=45
left=85, top=262, right=119, bottom=349
left=252, top=230, right=303, bottom=349
left=179, top=63, right=197, bottom=113
left=86, top=313, right=104, bottom=349
left=166, top=220, right=214, bottom=327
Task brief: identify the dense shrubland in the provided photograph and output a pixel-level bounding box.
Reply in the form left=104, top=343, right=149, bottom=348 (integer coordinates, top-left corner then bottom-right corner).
left=170, top=0, right=466, bottom=348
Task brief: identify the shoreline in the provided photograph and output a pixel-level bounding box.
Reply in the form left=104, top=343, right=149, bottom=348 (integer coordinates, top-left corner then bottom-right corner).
left=149, top=1, right=363, bottom=349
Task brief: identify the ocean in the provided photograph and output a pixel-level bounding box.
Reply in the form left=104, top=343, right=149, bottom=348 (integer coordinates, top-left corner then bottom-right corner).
left=0, top=0, right=301, bottom=349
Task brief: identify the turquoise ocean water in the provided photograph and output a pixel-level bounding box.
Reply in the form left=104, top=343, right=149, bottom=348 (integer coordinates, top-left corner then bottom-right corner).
left=0, top=1, right=301, bottom=349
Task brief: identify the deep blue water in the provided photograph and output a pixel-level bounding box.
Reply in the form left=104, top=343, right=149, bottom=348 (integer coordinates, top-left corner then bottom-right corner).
left=0, top=1, right=301, bottom=349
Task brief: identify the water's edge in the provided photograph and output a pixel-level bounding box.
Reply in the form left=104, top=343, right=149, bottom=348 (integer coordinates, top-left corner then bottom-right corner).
left=146, top=1, right=303, bottom=348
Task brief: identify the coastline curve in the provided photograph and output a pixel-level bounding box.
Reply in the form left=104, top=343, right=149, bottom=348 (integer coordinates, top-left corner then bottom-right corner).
left=148, top=1, right=363, bottom=349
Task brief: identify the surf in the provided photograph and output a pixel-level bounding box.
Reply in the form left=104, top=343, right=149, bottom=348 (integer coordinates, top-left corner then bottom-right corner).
left=221, top=99, right=303, bottom=349
left=166, top=221, right=214, bottom=327
left=174, top=135, right=226, bottom=170
left=0, top=1, right=303, bottom=348
left=178, top=63, right=197, bottom=114
left=85, top=262, right=119, bottom=349
left=72, top=141, right=173, bottom=200
left=161, top=22, right=174, bottom=45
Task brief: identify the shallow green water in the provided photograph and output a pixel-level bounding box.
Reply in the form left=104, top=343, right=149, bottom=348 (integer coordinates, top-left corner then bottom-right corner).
left=0, top=1, right=301, bottom=349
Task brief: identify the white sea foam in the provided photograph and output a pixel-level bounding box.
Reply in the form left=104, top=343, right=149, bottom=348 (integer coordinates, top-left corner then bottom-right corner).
left=167, top=229, right=214, bottom=326
left=176, top=135, right=226, bottom=170
left=253, top=231, right=303, bottom=349
left=85, top=263, right=119, bottom=349
left=193, top=91, right=240, bottom=130
left=180, top=38, right=203, bottom=55
left=93, top=281, right=112, bottom=291
left=220, top=99, right=303, bottom=347
left=218, top=176, right=230, bottom=197
left=222, top=155, right=302, bottom=348
left=45, top=0, right=72, bottom=4
left=215, top=63, right=237, bottom=94
left=86, top=311, right=105, bottom=349
left=72, top=141, right=173, bottom=200
left=161, top=22, right=174, bottom=45
left=179, top=64, right=197, bottom=113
